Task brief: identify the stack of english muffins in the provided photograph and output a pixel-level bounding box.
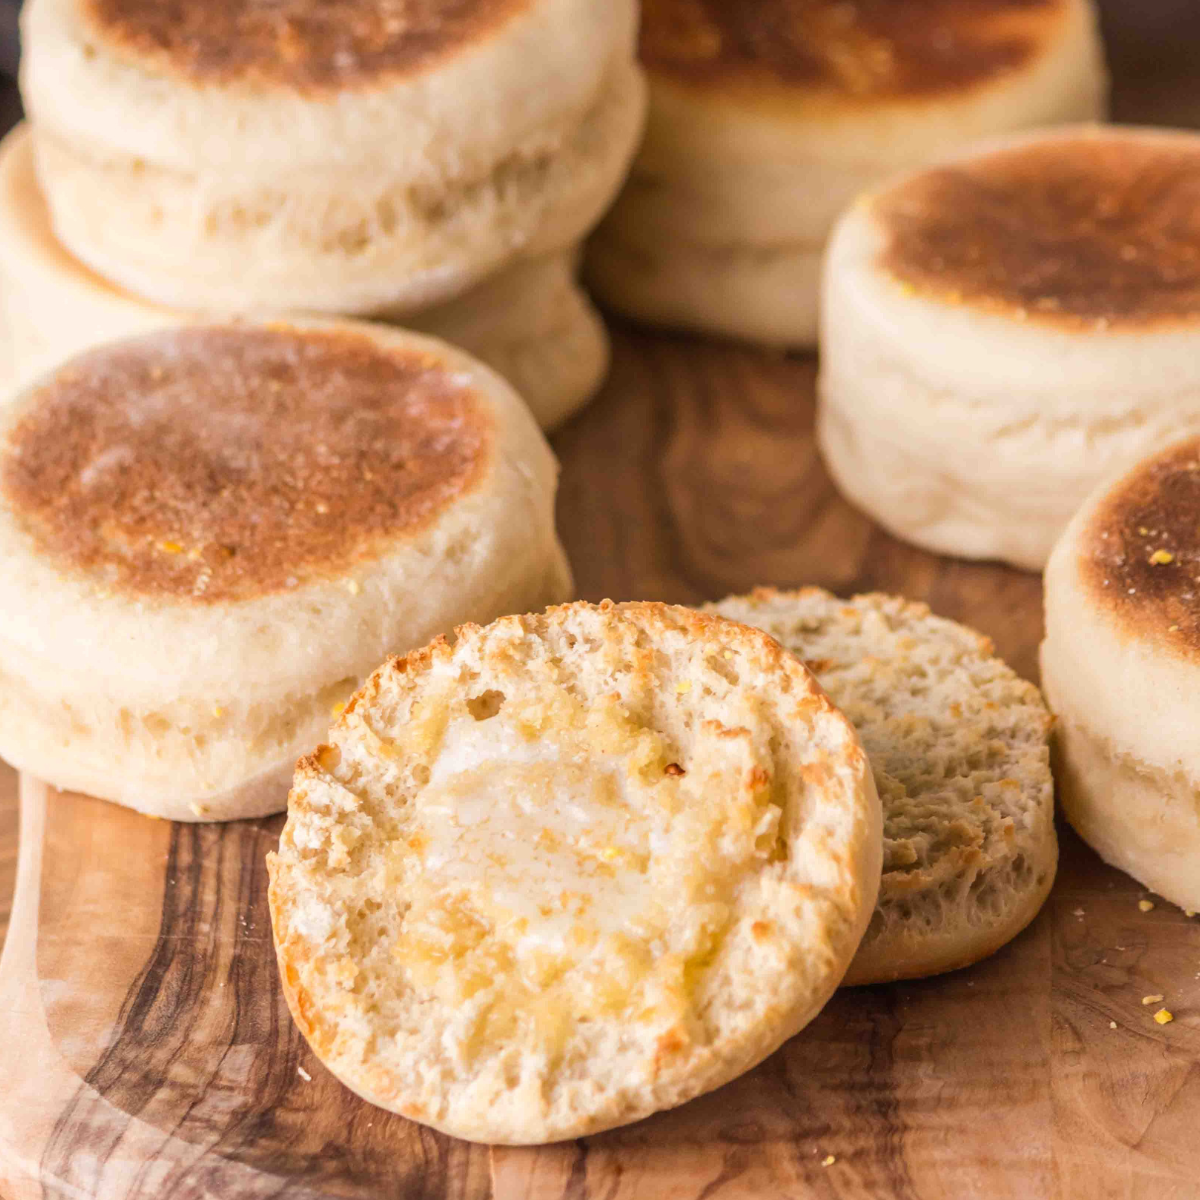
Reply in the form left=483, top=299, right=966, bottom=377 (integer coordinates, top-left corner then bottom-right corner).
left=5, top=0, right=649, bottom=428
left=586, top=0, right=1106, bottom=346
left=4, top=0, right=1200, bottom=1158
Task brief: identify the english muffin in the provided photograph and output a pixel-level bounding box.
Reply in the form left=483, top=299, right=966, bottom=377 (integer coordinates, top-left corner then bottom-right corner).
left=821, top=124, right=1200, bottom=570
left=707, top=588, right=1056, bottom=985
left=19, top=0, right=646, bottom=315
left=402, top=249, right=610, bottom=432
left=267, top=600, right=881, bottom=1143
left=0, top=124, right=607, bottom=429
left=586, top=0, right=1106, bottom=346
left=0, top=322, right=571, bottom=820
left=1042, top=436, right=1200, bottom=913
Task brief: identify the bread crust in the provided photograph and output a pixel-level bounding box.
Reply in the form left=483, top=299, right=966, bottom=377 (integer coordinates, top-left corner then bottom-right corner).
left=875, top=127, right=1200, bottom=331
left=0, top=122, right=605, bottom=429
left=81, top=0, right=531, bottom=91
left=22, top=0, right=634, bottom=170
left=268, top=600, right=881, bottom=1142
left=1047, top=706, right=1200, bottom=913
left=1, top=324, right=491, bottom=603
left=1041, top=436, right=1200, bottom=912
left=640, top=0, right=1077, bottom=106
left=706, top=587, right=1057, bottom=986
left=27, top=59, right=646, bottom=316
left=1075, top=434, right=1200, bottom=654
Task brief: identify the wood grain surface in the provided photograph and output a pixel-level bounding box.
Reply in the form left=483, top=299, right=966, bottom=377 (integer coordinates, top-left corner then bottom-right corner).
left=2, top=330, right=1199, bottom=1200
left=2, top=3, right=1200, bottom=1196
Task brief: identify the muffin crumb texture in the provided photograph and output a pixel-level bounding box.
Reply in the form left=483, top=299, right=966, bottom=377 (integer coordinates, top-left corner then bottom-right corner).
left=707, top=588, right=1055, bottom=985
left=268, top=601, right=876, bottom=1142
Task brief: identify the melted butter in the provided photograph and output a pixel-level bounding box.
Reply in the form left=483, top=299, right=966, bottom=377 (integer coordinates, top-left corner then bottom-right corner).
left=391, top=692, right=783, bottom=1059
left=420, top=753, right=660, bottom=956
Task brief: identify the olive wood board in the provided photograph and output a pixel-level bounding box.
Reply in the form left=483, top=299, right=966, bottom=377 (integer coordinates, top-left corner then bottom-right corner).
left=1, top=330, right=1199, bottom=1200
left=5, top=5, right=1200, bottom=1193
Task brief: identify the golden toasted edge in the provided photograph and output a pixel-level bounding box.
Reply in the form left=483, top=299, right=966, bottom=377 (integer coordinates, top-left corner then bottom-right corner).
left=77, top=0, right=534, bottom=93
left=639, top=0, right=1077, bottom=106
left=267, top=598, right=878, bottom=1139
left=0, top=321, right=496, bottom=604
left=868, top=126, right=1200, bottom=332
left=841, top=849, right=1056, bottom=986
left=1073, top=435, right=1200, bottom=658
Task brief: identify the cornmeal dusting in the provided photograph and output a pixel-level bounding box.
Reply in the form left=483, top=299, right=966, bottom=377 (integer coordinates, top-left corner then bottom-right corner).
left=878, top=136, right=1200, bottom=329
left=640, top=0, right=1061, bottom=100
left=83, top=0, right=530, bottom=90
left=0, top=327, right=489, bottom=602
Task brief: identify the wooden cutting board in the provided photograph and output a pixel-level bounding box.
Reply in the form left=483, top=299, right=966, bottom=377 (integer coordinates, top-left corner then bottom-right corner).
left=1, top=331, right=1198, bottom=1200
left=5, top=7, right=1200, bottom=1193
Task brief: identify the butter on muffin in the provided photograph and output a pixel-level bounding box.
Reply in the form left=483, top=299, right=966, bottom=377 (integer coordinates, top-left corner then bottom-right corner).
left=268, top=601, right=881, bottom=1142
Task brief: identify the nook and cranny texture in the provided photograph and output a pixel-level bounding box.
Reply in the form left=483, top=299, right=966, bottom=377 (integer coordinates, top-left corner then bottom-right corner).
left=708, top=588, right=1056, bottom=985
left=268, top=601, right=882, bottom=1143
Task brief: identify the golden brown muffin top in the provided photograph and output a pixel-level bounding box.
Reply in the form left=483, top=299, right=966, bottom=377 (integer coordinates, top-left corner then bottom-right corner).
left=1079, top=438, right=1200, bottom=653
left=640, top=0, right=1066, bottom=101
left=875, top=133, right=1200, bottom=330
left=0, top=326, right=490, bottom=603
left=82, top=0, right=530, bottom=91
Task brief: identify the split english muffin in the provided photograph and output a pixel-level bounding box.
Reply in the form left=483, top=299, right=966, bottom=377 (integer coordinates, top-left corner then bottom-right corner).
left=0, top=322, right=571, bottom=820
left=0, top=123, right=607, bottom=429
left=707, top=588, right=1056, bottom=985
left=268, top=601, right=882, bottom=1143
left=821, top=124, right=1200, bottom=570
left=586, top=0, right=1106, bottom=347
left=1042, top=437, right=1200, bottom=913
left=19, top=0, right=646, bottom=316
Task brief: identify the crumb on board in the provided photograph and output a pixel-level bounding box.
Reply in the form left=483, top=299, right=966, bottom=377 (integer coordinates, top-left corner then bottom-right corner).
left=1154, top=1009, right=1174, bottom=1025
left=821, top=1155, right=837, bottom=1167
left=1139, top=899, right=1155, bottom=913
left=298, top=1065, right=312, bottom=1081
